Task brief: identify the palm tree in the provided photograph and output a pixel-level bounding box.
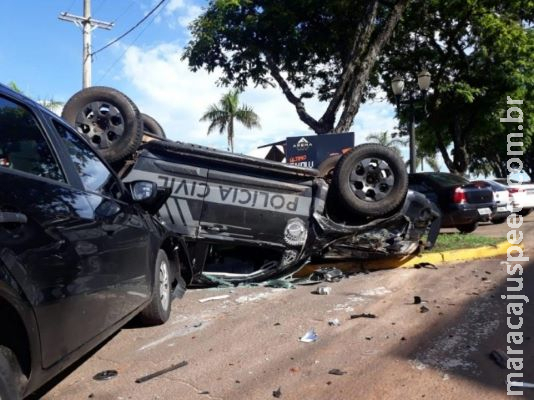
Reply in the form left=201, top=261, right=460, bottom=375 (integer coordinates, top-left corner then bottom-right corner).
left=200, top=90, right=261, bottom=152
left=366, top=131, right=408, bottom=155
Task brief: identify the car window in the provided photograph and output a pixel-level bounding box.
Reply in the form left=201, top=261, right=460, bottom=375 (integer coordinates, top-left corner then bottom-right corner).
left=427, top=173, right=468, bottom=186
left=53, top=121, right=122, bottom=198
left=0, top=96, right=65, bottom=182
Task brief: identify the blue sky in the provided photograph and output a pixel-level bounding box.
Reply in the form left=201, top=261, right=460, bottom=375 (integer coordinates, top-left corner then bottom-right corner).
left=0, top=0, right=407, bottom=158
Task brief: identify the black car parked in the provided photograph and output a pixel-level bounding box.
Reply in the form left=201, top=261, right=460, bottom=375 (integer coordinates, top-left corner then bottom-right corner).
left=0, top=84, right=185, bottom=399
left=408, top=172, right=496, bottom=233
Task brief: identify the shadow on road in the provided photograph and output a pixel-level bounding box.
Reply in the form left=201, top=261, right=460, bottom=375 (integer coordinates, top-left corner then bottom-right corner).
left=394, top=257, right=533, bottom=396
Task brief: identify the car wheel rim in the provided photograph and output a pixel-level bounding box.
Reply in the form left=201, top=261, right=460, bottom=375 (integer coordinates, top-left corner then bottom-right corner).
left=75, top=101, right=125, bottom=150
left=159, top=260, right=170, bottom=311
left=349, top=157, right=395, bottom=202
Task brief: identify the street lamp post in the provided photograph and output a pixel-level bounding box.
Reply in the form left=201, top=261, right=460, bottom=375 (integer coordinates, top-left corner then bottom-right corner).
left=391, top=70, right=431, bottom=174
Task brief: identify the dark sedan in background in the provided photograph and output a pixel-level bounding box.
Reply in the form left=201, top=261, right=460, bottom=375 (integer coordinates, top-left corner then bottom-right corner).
left=409, top=172, right=496, bottom=233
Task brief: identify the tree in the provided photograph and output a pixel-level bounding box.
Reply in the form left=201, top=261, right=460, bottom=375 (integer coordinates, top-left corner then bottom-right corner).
left=365, top=131, right=407, bottom=155
left=200, top=89, right=261, bottom=152
left=8, top=81, right=64, bottom=113
left=375, top=0, right=534, bottom=176
left=184, top=0, right=410, bottom=135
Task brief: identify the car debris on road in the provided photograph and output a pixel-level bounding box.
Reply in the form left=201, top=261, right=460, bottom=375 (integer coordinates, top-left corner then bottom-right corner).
left=135, top=361, right=188, bottom=384
left=299, top=329, right=319, bottom=343
left=198, top=295, right=231, bottom=303
left=350, top=313, right=377, bottom=319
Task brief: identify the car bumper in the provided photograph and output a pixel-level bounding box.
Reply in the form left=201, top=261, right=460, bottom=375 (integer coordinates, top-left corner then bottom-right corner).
left=441, top=203, right=496, bottom=227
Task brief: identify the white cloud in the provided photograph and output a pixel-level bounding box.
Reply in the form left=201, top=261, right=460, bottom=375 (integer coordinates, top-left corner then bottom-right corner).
left=118, top=42, right=398, bottom=155
left=158, top=0, right=203, bottom=29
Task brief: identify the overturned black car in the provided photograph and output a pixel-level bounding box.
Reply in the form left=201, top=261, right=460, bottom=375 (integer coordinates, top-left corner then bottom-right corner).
left=62, top=86, right=441, bottom=283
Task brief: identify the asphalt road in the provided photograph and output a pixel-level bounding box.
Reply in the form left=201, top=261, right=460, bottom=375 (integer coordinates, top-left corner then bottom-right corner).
left=39, top=214, right=534, bottom=400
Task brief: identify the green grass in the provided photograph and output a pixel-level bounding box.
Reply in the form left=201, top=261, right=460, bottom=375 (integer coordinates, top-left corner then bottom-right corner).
left=430, top=233, right=505, bottom=252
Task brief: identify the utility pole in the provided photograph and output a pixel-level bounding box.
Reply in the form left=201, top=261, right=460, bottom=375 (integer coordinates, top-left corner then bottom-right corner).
left=59, top=0, right=114, bottom=88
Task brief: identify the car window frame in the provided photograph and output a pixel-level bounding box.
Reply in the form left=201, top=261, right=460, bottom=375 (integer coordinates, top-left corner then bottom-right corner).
left=0, top=92, right=74, bottom=187
left=44, top=115, right=130, bottom=203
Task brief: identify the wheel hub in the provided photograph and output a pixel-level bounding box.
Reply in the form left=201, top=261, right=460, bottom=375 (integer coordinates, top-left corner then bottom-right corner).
left=349, top=157, right=395, bottom=202
left=75, top=101, right=125, bottom=150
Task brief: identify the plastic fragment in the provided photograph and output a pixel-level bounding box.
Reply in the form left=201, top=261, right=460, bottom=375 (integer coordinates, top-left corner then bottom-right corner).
left=328, top=369, right=347, bottom=375
left=93, top=370, right=118, bottom=381
left=299, top=329, right=318, bottom=343
left=199, top=295, right=230, bottom=303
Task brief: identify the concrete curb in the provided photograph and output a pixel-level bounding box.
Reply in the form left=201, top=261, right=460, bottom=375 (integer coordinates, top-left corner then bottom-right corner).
left=296, top=240, right=519, bottom=276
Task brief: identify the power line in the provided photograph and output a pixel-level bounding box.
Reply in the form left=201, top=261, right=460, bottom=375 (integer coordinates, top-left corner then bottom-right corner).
left=91, top=0, right=167, bottom=57
left=95, top=2, right=166, bottom=84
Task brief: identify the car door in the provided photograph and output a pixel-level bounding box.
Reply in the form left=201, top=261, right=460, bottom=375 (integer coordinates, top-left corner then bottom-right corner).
left=0, top=93, right=124, bottom=368
left=198, top=155, right=314, bottom=276
left=50, top=119, right=153, bottom=319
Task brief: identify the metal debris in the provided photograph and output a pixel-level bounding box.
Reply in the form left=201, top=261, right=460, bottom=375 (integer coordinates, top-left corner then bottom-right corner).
left=273, top=387, right=282, bottom=398
left=310, top=267, right=344, bottom=282
left=328, top=369, right=347, bottom=376
left=299, top=329, right=319, bottom=343
left=314, top=286, right=332, bottom=295
left=489, top=349, right=509, bottom=369
left=135, top=361, right=188, bottom=383
left=414, top=262, right=437, bottom=269
left=198, top=294, right=230, bottom=303
left=350, top=313, right=377, bottom=319
left=93, top=370, right=118, bottom=381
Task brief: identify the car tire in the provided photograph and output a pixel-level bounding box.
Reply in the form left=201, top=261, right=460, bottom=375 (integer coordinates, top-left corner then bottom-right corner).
left=62, top=86, right=143, bottom=163
left=0, top=346, right=25, bottom=400
left=318, top=154, right=341, bottom=184
left=142, top=113, right=166, bottom=139
left=331, top=144, right=408, bottom=218
left=139, top=250, right=172, bottom=325
left=519, top=208, right=532, bottom=216
left=457, top=222, right=478, bottom=234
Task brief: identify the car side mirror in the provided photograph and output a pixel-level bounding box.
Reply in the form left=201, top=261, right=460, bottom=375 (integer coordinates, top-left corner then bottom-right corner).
left=128, top=180, right=171, bottom=215
left=130, top=181, right=157, bottom=203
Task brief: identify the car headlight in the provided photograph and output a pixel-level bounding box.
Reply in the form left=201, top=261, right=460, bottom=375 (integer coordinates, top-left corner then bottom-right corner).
left=283, top=218, right=307, bottom=246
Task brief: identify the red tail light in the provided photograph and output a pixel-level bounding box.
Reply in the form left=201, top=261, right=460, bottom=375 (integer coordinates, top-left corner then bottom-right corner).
left=453, top=187, right=467, bottom=204
left=508, top=187, right=525, bottom=194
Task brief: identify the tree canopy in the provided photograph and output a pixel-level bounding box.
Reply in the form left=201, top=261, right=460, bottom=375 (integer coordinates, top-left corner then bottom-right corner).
left=184, top=0, right=410, bottom=134
left=375, top=0, right=534, bottom=176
